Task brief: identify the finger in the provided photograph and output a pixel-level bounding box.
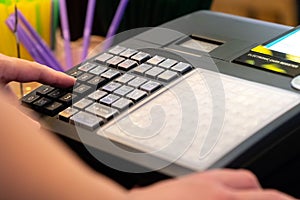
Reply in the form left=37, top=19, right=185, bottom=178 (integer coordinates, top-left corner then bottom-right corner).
left=234, top=189, right=296, bottom=200
left=201, top=169, right=261, bottom=190
left=0, top=54, right=75, bottom=87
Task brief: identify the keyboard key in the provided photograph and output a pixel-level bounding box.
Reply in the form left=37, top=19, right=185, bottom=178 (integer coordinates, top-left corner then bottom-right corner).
left=77, top=73, right=94, bottom=82
left=70, top=111, right=103, bottom=130
left=101, top=69, right=121, bottom=80
left=78, top=63, right=97, bottom=72
left=112, top=98, right=133, bottom=110
left=147, top=55, right=165, bottom=65
left=132, top=63, right=152, bottom=75
left=115, top=74, right=135, bottom=84
left=33, top=97, right=52, bottom=107
left=120, top=48, right=138, bottom=58
left=171, top=62, right=192, bottom=74
left=59, top=107, right=79, bottom=122
left=74, top=98, right=93, bottom=110
left=145, top=67, right=164, bottom=78
left=114, top=85, right=134, bottom=96
left=48, top=89, right=67, bottom=99
left=59, top=93, right=78, bottom=105
left=86, top=103, right=119, bottom=120
left=73, top=84, right=92, bottom=96
left=67, top=69, right=83, bottom=78
left=44, top=102, right=65, bottom=116
left=158, top=59, right=177, bottom=69
left=90, top=65, right=108, bottom=75
left=107, top=56, right=125, bottom=67
left=131, top=52, right=151, bottom=63
left=126, top=89, right=147, bottom=102
left=36, top=85, right=55, bottom=96
left=99, top=94, right=120, bottom=106
left=102, top=82, right=122, bottom=93
left=140, top=81, right=161, bottom=93
left=109, top=46, right=126, bottom=55
left=94, top=53, right=113, bottom=63
left=118, top=59, right=138, bottom=71
left=88, top=90, right=108, bottom=101
left=128, top=77, right=148, bottom=88
left=87, top=76, right=108, bottom=88
left=157, top=70, right=178, bottom=82
left=22, top=94, right=40, bottom=105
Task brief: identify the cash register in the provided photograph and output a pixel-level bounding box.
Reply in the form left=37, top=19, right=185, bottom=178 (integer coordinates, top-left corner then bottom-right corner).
left=22, top=11, right=300, bottom=186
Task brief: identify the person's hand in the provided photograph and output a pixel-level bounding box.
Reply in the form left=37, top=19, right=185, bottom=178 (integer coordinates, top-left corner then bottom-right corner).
left=0, top=53, right=75, bottom=106
left=0, top=54, right=75, bottom=127
left=0, top=53, right=75, bottom=88
left=128, top=169, right=296, bottom=200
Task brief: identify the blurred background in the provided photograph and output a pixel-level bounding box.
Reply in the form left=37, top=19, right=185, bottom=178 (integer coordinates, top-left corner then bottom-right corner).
left=212, top=0, right=298, bottom=26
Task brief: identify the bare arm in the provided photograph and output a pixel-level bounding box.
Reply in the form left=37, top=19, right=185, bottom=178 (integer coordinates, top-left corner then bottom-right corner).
left=0, top=93, right=126, bottom=200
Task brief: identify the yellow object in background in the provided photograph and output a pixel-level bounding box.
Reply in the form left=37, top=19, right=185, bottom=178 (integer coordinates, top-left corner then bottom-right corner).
left=0, top=0, right=53, bottom=60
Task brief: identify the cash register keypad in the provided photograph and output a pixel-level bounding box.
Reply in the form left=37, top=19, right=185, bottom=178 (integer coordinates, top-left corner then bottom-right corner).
left=22, top=46, right=193, bottom=130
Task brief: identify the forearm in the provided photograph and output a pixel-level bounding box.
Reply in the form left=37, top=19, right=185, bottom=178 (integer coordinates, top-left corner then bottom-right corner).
left=0, top=93, right=126, bottom=200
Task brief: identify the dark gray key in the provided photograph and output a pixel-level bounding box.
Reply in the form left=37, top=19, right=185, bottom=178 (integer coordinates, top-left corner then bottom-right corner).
left=59, top=93, right=78, bottom=105
left=126, top=89, right=147, bottom=102
left=107, top=56, right=125, bottom=67
left=88, top=90, right=108, bottom=101
left=114, top=85, right=134, bottom=96
left=157, top=70, right=178, bottom=82
left=73, top=84, right=92, bottom=96
left=171, top=62, right=192, bottom=74
left=102, top=82, right=122, bottom=92
left=68, top=69, right=83, bottom=78
left=132, top=63, right=152, bottom=75
left=112, top=98, right=133, bottom=110
left=48, top=89, right=67, bottom=99
left=74, top=98, right=93, bottom=110
left=33, top=97, right=52, bottom=107
left=147, top=55, right=165, bottom=65
left=59, top=107, right=79, bottom=122
left=44, top=102, right=64, bottom=116
left=101, top=69, right=121, bottom=80
left=140, top=81, right=161, bottom=93
left=36, top=85, right=55, bottom=95
left=78, top=63, right=97, bottom=72
left=131, top=52, right=151, bottom=63
left=145, top=67, right=164, bottom=78
left=87, top=76, right=107, bottom=88
left=90, top=65, right=108, bottom=75
left=22, top=94, right=40, bottom=105
left=128, top=77, right=148, bottom=88
left=77, top=73, right=94, bottom=82
left=95, top=53, right=113, bottom=63
left=158, top=59, right=177, bottom=69
left=86, top=103, right=119, bottom=120
left=99, top=94, right=120, bottom=106
left=120, top=48, right=138, bottom=58
left=115, top=74, right=135, bottom=84
left=109, top=46, right=126, bottom=55
left=70, top=111, right=103, bottom=130
left=118, top=59, right=138, bottom=71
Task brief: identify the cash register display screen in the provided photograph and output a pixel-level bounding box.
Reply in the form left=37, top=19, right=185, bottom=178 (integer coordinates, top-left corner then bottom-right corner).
left=264, top=29, right=300, bottom=57
left=180, top=39, right=219, bottom=52
left=235, top=27, right=300, bottom=77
